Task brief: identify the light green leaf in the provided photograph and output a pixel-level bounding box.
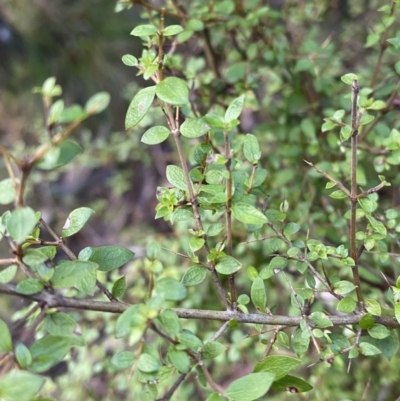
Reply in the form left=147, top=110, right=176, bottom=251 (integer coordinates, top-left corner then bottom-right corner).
left=159, top=309, right=181, bottom=337
left=336, top=297, right=357, bottom=313
left=182, top=265, right=207, bottom=286
left=207, top=223, right=225, bottom=236
left=310, top=312, right=333, bottom=328
left=163, top=25, right=184, bottom=36
left=48, top=99, right=64, bottom=124
left=180, top=118, right=210, bottom=138
left=0, top=264, right=17, bottom=283
left=62, top=207, right=94, bottom=238
left=51, top=260, right=98, bottom=289
left=177, top=330, right=203, bottom=351
left=125, top=86, right=156, bottom=129
left=359, top=342, right=381, bottom=356
left=0, top=318, right=12, bottom=353
left=138, top=353, right=160, bottom=373
left=155, top=277, right=187, bottom=301
left=167, top=348, right=190, bottom=373
left=16, top=278, right=44, bottom=295
left=358, top=197, right=374, bottom=213
left=58, top=104, right=87, bottom=123
left=189, top=237, right=205, bottom=252
left=333, top=280, right=357, bottom=295
left=202, top=342, right=226, bottom=359
left=359, top=313, right=375, bottom=330
left=341, top=73, right=358, bottom=85
left=37, top=140, right=83, bottom=170
left=112, top=276, right=127, bottom=298
left=254, top=356, right=301, bottom=380
left=15, top=343, right=32, bottom=368
left=224, top=372, right=274, bottom=401
left=0, top=371, right=45, bottom=401
left=215, top=255, right=242, bottom=275
left=243, top=134, right=261, bottom=163
left=78, top=246, right=134, bottom=272
left=387, top=37, right=400, bottom=48
left=141, top=126, right=170, bottom=145
left=271, top=375, right=313, bottom=393
left=0, top=178, right=16, bottom=205
left=85, top=92, right=110, bottom=114
left=166, top=165, right=189, bottom=191
left=329, top=190, right=348, bottom=199
left=156, top=77, right=189, bottom=105
left=359, top=113, right=375, bottom=126
left=292, top=327, right=310, bottom=357
left=231, top=202, right=267, bottom=225
left=395, top=303, right=400, bottom=325
left=251, top=277, right=266, bottom=312
left=7, top=207, right=37, bottom=244
left=367, top=100, right=386, bottom=110
left=340, top=125, right=352, bottom=141
left=365, top=298, right=381, bottom=316
left=368, top=323, right=390, bottom=339
left=205, top=393, right=226, bottom=401
left=131, top=24, right=158, bottom=37
left=111, top=351, right=135, bottom=370
left=122, top=54, right=138, bottom=66
left=44, top=313, right=76, bottom=336
left=225, top=95, right=245, bottom=123
left=283, top=222, right=300, bottom=236
left=269, top=256, right=288, bottom=270
left=115, top=304, right=148, bottom=338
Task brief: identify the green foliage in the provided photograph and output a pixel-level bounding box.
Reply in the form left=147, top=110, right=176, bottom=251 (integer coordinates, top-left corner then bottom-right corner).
left=1, top=1, right=400, bottom=400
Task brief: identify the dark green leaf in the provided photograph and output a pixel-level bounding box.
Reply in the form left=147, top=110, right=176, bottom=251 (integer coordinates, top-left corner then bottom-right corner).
left=271, top=375, right=313, bottom=393
left=37, top=140, right=83, bottom=170
left=177, top=330, right=203, bottom=351
left=78, top=246, right=134, bottom=272
left=0, top=318, right=12, bottom=353
left=359, top=313, right=374, bottom=330
left=112, top=276, right=127, bottom=298
left=283, top=222, right=300, bottom=236
left=292, top=327, right=310, bottom=357
left=125, top=86, right=156, bottom=129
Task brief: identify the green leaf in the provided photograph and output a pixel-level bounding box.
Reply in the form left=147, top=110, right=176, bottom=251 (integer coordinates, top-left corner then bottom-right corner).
left=163, top=25, right=184, bottom=36
left=359, top=113, right=375, bottom=126
left=15, top=343, right=32, bottom=368
left=7, top=207, right=37, bottom=244
left=155, top=277, right=187, bottom=301
left=37, top=140, right=83, bottom=170
left=16, top=278, right=44, bottom=295
left=122, top=54, right=138, bottom=66
left=341, top=73, right=358, bottom=85
left=78, top=246, right=134, bottom=272
left=23, top=248, right=49, bottom=269
left=215, top=255, right=242, bottom=275
left=207, top=223, right=225, bottom=236
left=206, top=393, right=226, bottom=401
left=180, top=118, right=210, bottom=138
left=367, top=100, right=386, bottom=110
left=189, top=237, right=205, bottom=252
left=0, top=264, right=17, bottom=283
left=51, top=260, right=98, bottom=289
left=365, top=298, right=381, bottom=316
left=42, top=76, right=56, bottom=94
left=159, top=309, right=181, bottom=337
left=269, top=256, right=288, bottom=270
left=182, top=265, right=207, bottom=286
left=115, top=304, right=148, bottom=338
left=251, top=277, right=266, bottom=312
left=48, top=99, right=64, bottom=124
left=336, top=297, right=357, bottom=313
left=368, top=323, right=390, bottom=339
left=340, top=125, right=352, bottom=141
left=166, top=165, right=189, bottom=191
left=62, top=207, right=94, bottom=237
left=359, top=313, right=375, bottom=330
left=0, top=178, right=15, bottom=205
left=131, top=24, right=158, bottom=37
left=225, top=95, right=245, bottom=123
left=141, top=126, right=170, bottom=145
left=125, top=86, right=156, bottom=129
left=85, top=92, right=110, bottom=114
left=310, top=312, right=333, bottom=328
left=243, top=134, right=261, bottom=163
left=30, top=335, right=82, bottom=372
left=333, top=280, right=357, bottom=295
left=271, top=375, right=313, bottom=393
left=253, top=356, right=301, bottom=380
left=387, top=37, right=400, bottom=48
left=201, top=342, right=226, bottom=359
left=177, top=330, right=203, bottom=351
left=395, top=303, right=400, bottom=325
left=224, top=372, right=274, bottom=401
left=283, top=222, right=300, bottom=236
left=138, top=353, right=160, bottom=373
left=231, top=202, right=267, bottom=225
left=112, top=276, right=127, bottom=298
left=0, top=371, right=45, bottom=401
left=156, top=77, right=189, bottom=105
left=329, top=190, right=348, bottom=199
left=58, top=104, right=87, bottom=123
left=0, top=318, right=12, bottom=353
left=358, top=197, right=374, bottom=214
left=359, top=342, right=381, bottom=356
left=167, top=347, right=190, bottom=373
left=111, top=351, right=135, bottom=370
left=292, top=327, right=310, bottom=357
left=45, top=312, right=76, bottom=336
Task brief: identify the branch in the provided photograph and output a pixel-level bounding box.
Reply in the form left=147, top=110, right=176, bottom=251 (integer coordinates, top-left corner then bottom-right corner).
left=0, top=283, right=398, bottom=328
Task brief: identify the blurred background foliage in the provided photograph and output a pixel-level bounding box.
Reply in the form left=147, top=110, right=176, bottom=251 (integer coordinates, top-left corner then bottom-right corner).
left=1, top=0, right=400, bottom=399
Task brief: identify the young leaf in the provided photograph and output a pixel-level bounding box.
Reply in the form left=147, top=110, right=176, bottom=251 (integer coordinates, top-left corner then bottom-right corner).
left=78, top=246, right=134, bottom=272
left=62, top=207, right=94, bottom=238
left=215, top=255, right=242, bottom=275
left=6, top=207, right=37, bottom=244
left=182, top=265, right=207, bottom=286
left=231, top=202, right=267, bottom=225
left=156, top=77, right=189, bottom=105
left=125, top=86, right=156, bottom=129
left=141, top=126, right=170, bottom=145
left=166, top=165, right=189, bottom=191
left=341, top=73, right=358, bottom=85
left=251, top=277, right=266, bottom=312
left=225, top=95, right=245, bottom=123
left=85, top=92, right=110, bottom=114
left=224, top=372, right=274, bottom=401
